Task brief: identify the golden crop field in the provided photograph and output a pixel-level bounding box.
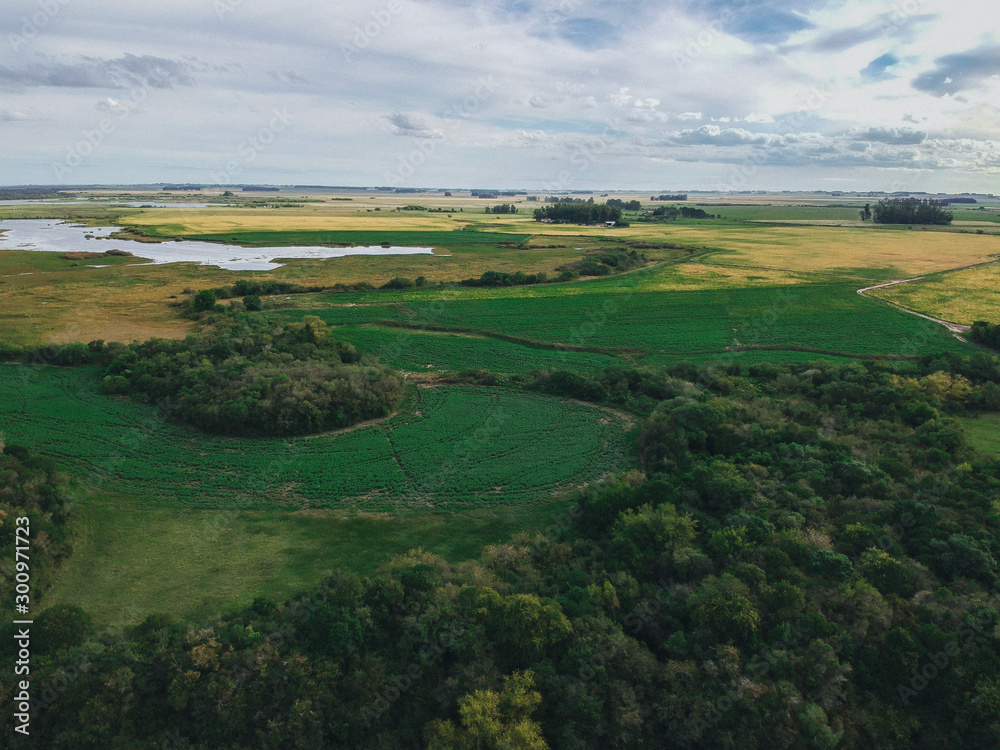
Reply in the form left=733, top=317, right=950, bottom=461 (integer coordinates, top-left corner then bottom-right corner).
left=642, top=262, right=806, bottom=290
left=127, top=208, right=464, bottom=234
left=870, top=262, right=1000, bottom=324
left=660, top=225, right=1000, bottom=277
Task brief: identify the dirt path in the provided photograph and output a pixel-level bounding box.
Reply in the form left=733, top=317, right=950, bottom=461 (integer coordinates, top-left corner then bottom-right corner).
left=857, top=278, right=972, bottom=334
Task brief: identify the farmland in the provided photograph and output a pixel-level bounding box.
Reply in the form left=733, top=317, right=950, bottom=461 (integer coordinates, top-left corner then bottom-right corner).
left=0, top=365, right=633, bottom=510
left=869, top=261, right=1000, bottom=325
left=2, top=188, right=999, bottom=637
left=328, top=325, right=626, bottom=374
left=284, top=279, right=972, bottom=359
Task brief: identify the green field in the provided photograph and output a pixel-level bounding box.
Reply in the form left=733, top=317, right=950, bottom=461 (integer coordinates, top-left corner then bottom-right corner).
left=0, top=365, right=632, bottom=509
left=43, top=496, right=571, bottom=629
left=285, top=278, right=973, bottom=359
left=332, top=325, right=627, bottom=373
left=961, top=414, right=1000, bottom=456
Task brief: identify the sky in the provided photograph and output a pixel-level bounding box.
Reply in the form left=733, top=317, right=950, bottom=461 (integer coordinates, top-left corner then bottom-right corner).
left=1, top=0, right=999, bottom=191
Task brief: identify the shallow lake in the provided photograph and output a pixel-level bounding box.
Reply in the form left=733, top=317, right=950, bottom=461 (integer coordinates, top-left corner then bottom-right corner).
left=0, top=219, right=440, bottom=271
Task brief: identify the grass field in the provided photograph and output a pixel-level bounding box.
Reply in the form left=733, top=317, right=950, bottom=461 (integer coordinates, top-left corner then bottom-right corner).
left=0, top=365, right=633, bottom=509
left=44, top=496, right=572, bottom=630
left=961, top=414, right=1000, bottom=457
left=870, top=262, right=1000, bottom=324
left=283, top=278, right=973, bottom=359
left=332, top=325, right=627, bottom=373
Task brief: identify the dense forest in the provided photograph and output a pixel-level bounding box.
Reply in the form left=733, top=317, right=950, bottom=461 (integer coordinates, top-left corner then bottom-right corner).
left=2, top=354, right=999, bottom=748
left=101, top=317, right=407, bottom=436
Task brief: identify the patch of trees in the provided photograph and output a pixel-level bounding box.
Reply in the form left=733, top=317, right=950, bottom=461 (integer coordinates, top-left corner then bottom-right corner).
left=0, top=444, right=76, bottom=608
left=14, top=353, right=1000, bottom=748
left=637, top=205, right=713, bottom=221
left=484, top=204, right=518, bottom=214
left=543, top=196, right=593, bottom=204
left=533, top=203, right=623, bottom=225
left=201, top=279, right=324, bottom=300
left=866, top=198, right=954, bottom=225
left=100, top=317, right=406, bottom=436
left=651, top=193, right=687, bottom=201
left=460, top=250, right=646, bottom=288
left=461, top=270, right=552, bottom=288
left=971, top=321, right=1000, bottom=352
left=381, top=276, right=429, bottom=290
left=607, top=199, right=642, bottom=211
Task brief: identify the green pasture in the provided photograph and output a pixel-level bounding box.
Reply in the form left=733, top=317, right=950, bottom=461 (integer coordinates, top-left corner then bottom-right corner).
left=0, top=365, right=632, bottom=510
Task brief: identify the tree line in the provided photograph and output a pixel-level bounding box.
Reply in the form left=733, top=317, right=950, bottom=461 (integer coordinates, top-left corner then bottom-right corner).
left=860, top=198, right=954, bottom=225
left=533, top=203, right=624, bottom=225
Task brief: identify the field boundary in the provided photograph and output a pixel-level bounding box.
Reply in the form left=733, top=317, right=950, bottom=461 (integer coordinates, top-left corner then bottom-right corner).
left=372, top=319, right=643, bottom=358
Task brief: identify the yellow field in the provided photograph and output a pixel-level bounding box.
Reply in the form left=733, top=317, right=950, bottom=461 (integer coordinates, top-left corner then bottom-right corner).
left=643, top=262, right=805, bottom=290
left=870, top=262, right=1000, bottom=324
left=487, top=221, right=1000, bottom=276
left=658, top=225, right=1000, bottom=277
left=127, top=208, right=464, bottom=234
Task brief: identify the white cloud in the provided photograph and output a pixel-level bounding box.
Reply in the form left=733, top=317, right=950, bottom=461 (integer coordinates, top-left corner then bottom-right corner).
left=0, top=0, right=996, bottom=189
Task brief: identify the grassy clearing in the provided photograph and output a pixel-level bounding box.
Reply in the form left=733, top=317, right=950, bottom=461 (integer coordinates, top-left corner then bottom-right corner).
left=869, top=262, right=1000, bottom=324
left=45, top=496, right=570, bottom=630
left=0, top=249, right=195, bottom=346
left=960, top=414, right=1000, bottom=457
left=0, top=366, right=633, bottom=509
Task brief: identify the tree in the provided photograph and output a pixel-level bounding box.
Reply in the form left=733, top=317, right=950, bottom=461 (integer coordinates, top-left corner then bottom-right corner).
left=424, top=671, right=549, bottom=750
left=243, top=294, right=263, bottom=311
left=192, top=289, right=218, bottom=312
left=688, top=573, right=760, bottom=642
left=859, top=203, right=872, bottom=222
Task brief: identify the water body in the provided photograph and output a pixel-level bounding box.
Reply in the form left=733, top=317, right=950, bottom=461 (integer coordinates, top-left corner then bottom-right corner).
left=0, top=219, right=441, bottom=271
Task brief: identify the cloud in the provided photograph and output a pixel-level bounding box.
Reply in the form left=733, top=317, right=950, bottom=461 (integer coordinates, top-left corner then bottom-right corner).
left=667, top=125, right=770, bottom=146
left=0, top=109, right=30, bottom=120
left=0, top=54, right=194, bottom=90
left=912, top=45, right=1000, bottom=96
left=850, top=127, right=926, bottom=145
left=861, top=53, right=900, bottom=81
left=386, top=112, right=445, bottom=139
